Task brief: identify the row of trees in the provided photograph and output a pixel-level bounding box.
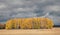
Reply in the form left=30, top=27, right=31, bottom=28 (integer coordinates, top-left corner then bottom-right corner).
left=5, top=17, right=54, bottom=29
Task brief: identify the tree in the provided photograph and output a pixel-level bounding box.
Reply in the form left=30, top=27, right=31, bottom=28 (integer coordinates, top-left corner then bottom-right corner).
left=46, top=18, right=54, bottom=29
left=20, top=18, right=32, bottom=29
left=32, top=18, right=40, bottom=29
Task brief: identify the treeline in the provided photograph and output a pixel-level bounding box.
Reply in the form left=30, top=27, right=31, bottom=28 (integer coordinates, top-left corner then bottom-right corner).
left=54, top=25, right=60, bottom=27
left=5, top=17, right=54, bottom=29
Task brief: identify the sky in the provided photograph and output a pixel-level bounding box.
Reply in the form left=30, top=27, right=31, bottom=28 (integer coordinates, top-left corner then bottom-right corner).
left=0, top=0, right=60, bottom=25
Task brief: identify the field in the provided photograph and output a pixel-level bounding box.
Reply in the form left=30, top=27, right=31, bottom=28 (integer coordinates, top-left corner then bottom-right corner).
left=0, top=27, right=60, bottom=35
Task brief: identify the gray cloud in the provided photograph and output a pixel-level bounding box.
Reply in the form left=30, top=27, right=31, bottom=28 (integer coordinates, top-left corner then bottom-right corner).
left=0, top=0, right=60, bottom=25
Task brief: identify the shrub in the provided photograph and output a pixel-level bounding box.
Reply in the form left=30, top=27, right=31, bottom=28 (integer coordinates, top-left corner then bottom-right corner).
left=0, top=24, right=5, bottom=29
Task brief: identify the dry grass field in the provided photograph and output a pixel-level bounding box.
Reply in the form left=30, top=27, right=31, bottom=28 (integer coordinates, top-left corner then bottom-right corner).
left=0, top=27, right=60, bottom=35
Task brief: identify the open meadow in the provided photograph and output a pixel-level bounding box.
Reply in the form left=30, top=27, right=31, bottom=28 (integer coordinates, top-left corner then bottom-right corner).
left=0, top=27, right=60, bottom=35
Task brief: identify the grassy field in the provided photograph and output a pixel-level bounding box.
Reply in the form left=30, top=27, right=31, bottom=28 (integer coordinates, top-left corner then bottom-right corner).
left=0, top=27, right=60, bottom=35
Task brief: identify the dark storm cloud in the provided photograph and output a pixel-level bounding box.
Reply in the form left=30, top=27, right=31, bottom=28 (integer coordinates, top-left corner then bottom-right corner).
left=0, top=0, right=60, bottom=25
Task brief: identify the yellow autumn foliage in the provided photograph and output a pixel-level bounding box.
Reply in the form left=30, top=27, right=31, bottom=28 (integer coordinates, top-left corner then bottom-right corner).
left=5, top=17, right=54, bottom=29
left=32, top=17, right=41, bottom=29
left=20, top=18, right=32, bottom=29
